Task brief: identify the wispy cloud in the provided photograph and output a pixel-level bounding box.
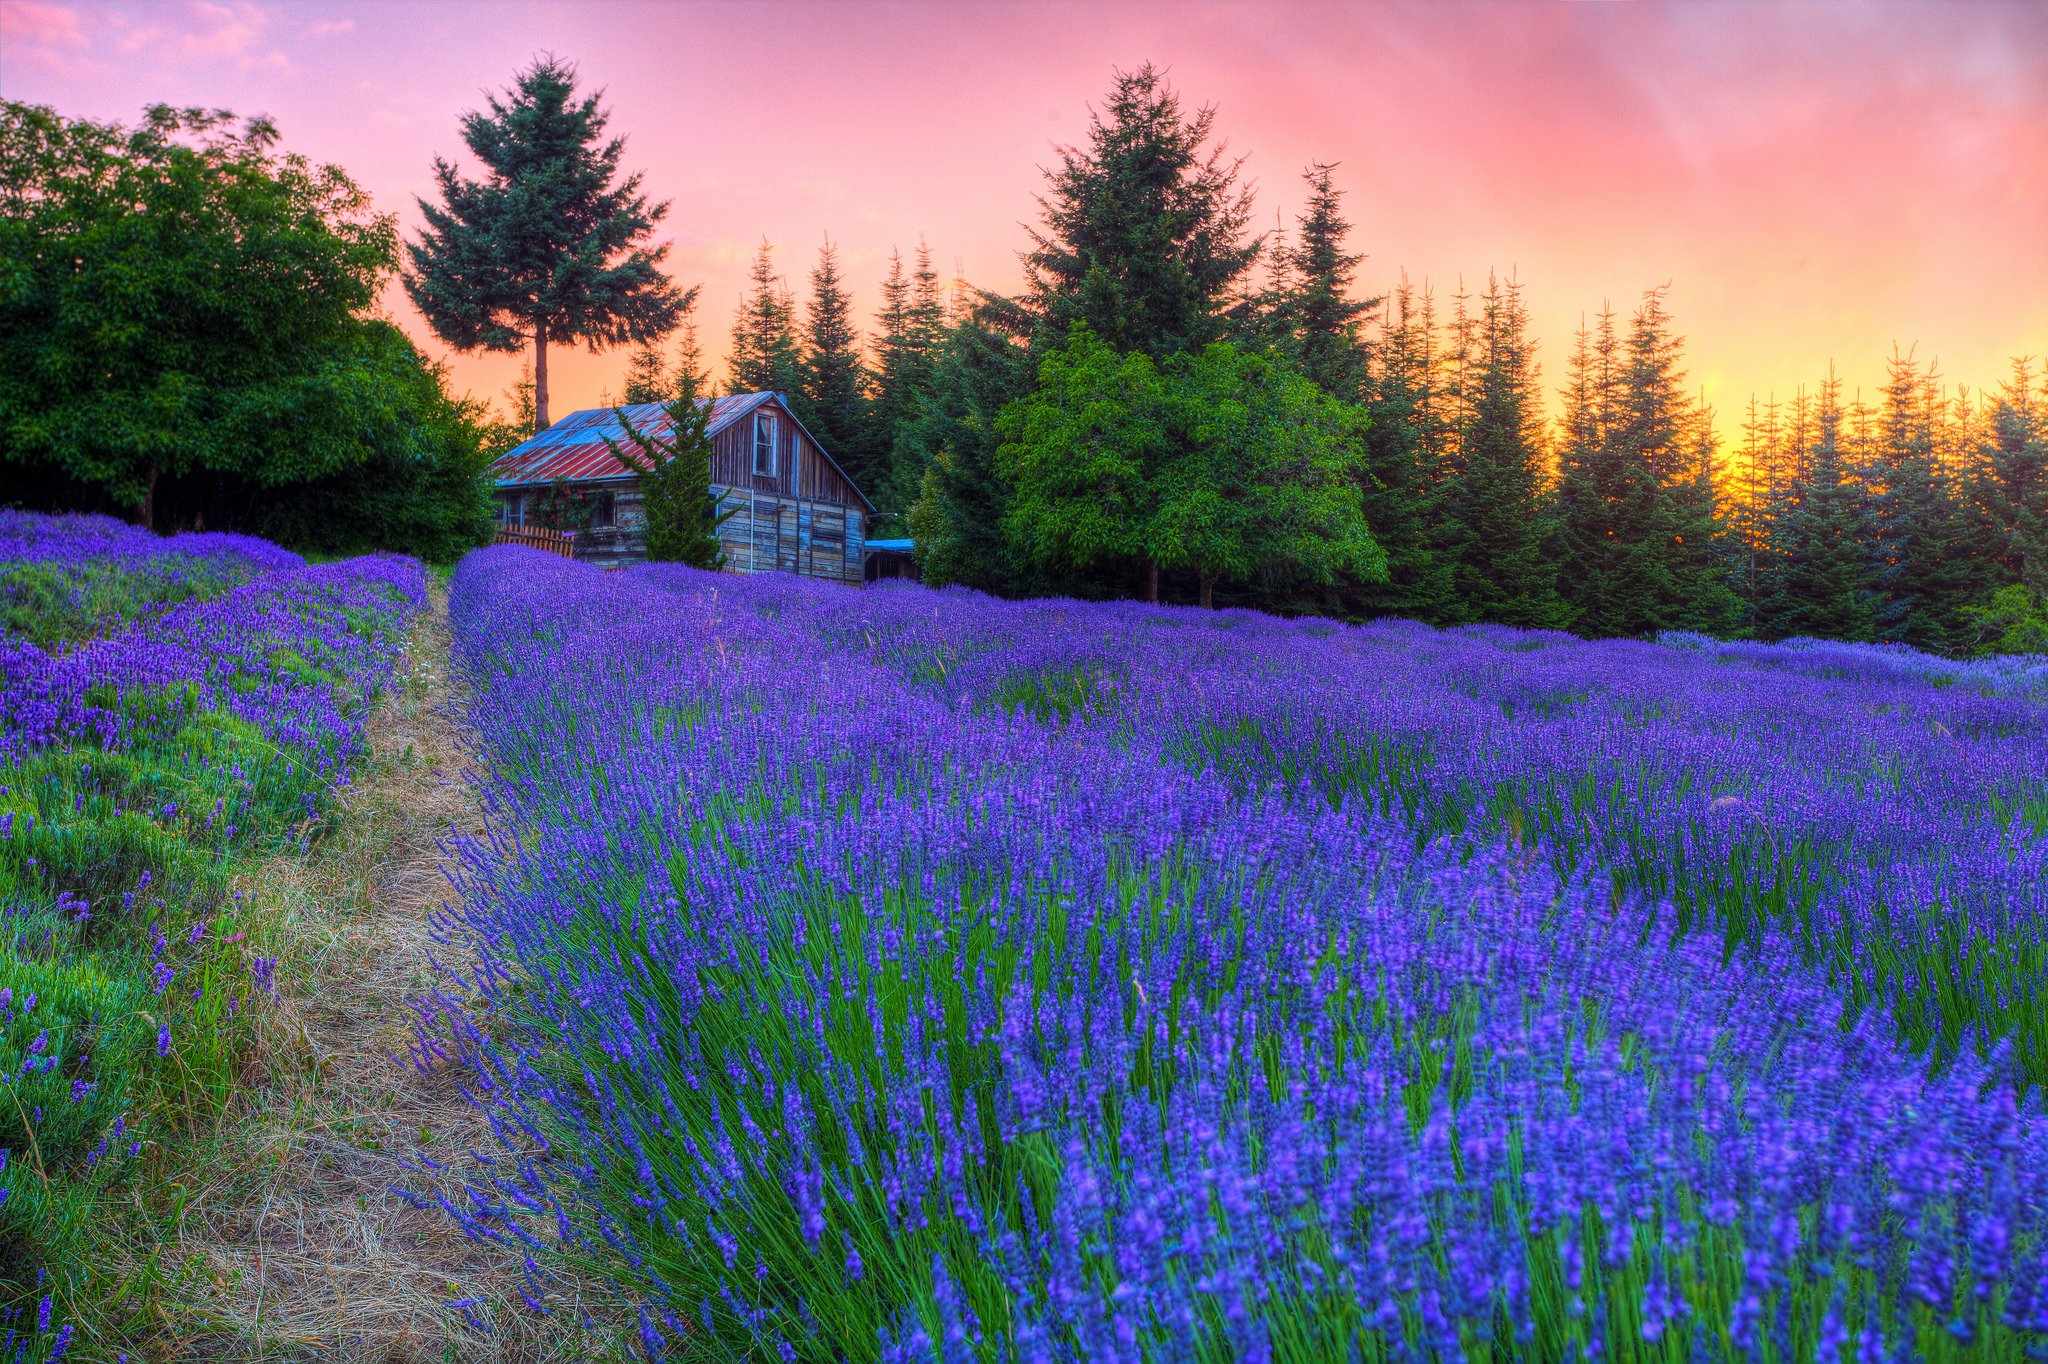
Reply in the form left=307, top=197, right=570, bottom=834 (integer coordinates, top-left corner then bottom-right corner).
left=0, top=0, right=84, bottom=46
left=0, top=0, right=101, bottom=71
left=112, top=1, right=295, bottom=74
left=305, top=17, right=353, bottom=38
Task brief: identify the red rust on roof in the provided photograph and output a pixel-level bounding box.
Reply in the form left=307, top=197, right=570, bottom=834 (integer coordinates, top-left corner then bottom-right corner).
left=491, top=393, right=774, bottom=488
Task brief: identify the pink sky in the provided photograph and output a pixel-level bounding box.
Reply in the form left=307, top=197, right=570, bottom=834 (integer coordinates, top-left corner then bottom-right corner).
left=4, top=0, right=2044, bottom=445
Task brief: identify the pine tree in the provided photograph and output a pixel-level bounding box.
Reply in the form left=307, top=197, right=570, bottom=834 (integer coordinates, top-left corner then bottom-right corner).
left=1775, top=372, right=1877, bottom=639
left=406, top=57, right=692, bottom=431
left=1440, top=272, right=1563, bottom=628
left=728, top=240, right=803, bottom=397
left=1730, top=393, right=1791, bottom=634
left=1864, top=348, right=1980, bottom=650
left=1559, top=290, right=1736, bottom=637
left=905, top=300, right=1036, bottom=590
left=617, top=314, right=711, bottom=406
left=602, top=366, right=735, bottom=568
left=797, top=238, right=871, bottom=478
left=1974, top=357, right=2048, bottom=594
left=1023, top=63, right=1261, bottom=359
left=1556, top=305, right=1657, bottom=636
left=619, top=342, right=669, bottom=405
left=1279, top=163, right=1375, bottom=401
left=671, top=317, right=711, bottom=397
left=1351, top=274, right=1455, bottom=622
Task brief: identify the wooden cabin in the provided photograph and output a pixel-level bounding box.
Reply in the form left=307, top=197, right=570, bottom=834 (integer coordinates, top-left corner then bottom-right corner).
left=490, top=392, right=875, bottom=582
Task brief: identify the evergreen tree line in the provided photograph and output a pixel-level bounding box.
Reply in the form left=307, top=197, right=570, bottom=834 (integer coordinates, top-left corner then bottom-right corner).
left=457, top=58, right=2040, bottom=651
left=605, top=64, right=2041, bottom=653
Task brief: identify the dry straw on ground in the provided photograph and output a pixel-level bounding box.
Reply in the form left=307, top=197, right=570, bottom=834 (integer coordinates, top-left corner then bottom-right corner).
left=157, top=589, right=616, bottom=1362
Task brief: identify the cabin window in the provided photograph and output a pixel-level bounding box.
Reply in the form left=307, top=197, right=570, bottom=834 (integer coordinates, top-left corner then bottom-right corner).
left=753, top=411, right=777, bottom=476
left=500, top=494, right=522, bottom=527
left=590, top=491, right=616, bottom=528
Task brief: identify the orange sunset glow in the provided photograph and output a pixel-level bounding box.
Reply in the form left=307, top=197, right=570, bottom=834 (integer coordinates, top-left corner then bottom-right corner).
left=3, top=0, right=2043, bottom=438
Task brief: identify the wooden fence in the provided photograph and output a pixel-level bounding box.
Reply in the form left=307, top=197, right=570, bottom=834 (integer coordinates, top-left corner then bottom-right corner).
left=492, top=526, right=578, bottom=559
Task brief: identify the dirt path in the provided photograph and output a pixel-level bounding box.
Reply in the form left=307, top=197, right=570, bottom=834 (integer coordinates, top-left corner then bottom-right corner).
left=167, top=587, right=610, bottom=1362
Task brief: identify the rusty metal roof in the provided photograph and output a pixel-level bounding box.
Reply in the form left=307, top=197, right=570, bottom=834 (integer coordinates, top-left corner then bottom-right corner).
left=491, top=392, right=777, bottom=488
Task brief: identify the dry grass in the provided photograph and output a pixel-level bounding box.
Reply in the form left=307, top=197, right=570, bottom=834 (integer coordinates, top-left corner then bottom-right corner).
left=150, top=588, right=620, bottom=1362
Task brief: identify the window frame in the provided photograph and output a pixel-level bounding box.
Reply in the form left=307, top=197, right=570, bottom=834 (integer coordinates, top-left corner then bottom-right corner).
left=753, top=410, right=778, bottom=476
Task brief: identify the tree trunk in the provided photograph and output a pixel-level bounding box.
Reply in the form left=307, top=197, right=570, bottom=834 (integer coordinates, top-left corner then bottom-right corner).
left=138, top=462, right=159, bottom=532
left=534, top=320, right=550, bottom=432
left=1200, top=572, right=1216, bottom=609
left=1143, top=560, right=1159, bottom=604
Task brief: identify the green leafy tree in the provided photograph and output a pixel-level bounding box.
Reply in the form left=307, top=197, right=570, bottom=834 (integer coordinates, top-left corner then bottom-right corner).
left=1962, top=584, right=2048, bottom=656
left=235, top=321, right=497, bottom=562
left=0, top=102, right=395, bottom=527
left=1023, top=64, right=1261, bottom=359
left=405, top=57, right=691, bottom=431
left=1161, top=341, right=1387, bottom=607
left=799, top=239, right=871, bottom=474
left=1, top=101, right=489, bottom=558
left=602, top=370, right=735, bottom=567
left=728, top=240, right=804, bottom=397
left=998, top=328, right=1382, bottom=606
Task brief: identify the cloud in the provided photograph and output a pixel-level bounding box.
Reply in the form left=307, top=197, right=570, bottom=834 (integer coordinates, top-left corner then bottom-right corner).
left=112, top=0, right=296, bottom=74
left=0, top=0, right=85, bottom=46
left=305, top=17, right=353, bottom=38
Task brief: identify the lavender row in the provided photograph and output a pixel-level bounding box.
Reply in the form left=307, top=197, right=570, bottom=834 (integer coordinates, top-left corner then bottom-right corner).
left=425, top=549, right=2047, bottom=1362
left=2, top=513, right=424, bottom=1360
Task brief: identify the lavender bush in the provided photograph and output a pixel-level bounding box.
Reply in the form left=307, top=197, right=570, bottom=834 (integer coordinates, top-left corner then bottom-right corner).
left=426, top=547, right=2047, bottom=1361
left=0, top=513, right=422, bottom=1359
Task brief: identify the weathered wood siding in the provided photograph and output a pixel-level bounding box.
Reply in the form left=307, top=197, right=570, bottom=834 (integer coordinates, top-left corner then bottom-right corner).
left=494, top=482, right=864, bottom=583
left=490, top=397, right=870, bottom=582
left=709, top=404, right=865, bottom=509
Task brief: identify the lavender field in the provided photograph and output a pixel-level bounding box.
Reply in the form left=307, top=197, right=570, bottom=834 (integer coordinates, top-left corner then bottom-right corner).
left=0, top=512, right=421, bottom=1358
left=409, top=545, right=2048, bottom=1362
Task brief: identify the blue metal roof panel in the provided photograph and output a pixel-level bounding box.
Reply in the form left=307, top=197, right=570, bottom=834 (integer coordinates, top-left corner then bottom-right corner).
left=492, top=393, right=779, bottom=488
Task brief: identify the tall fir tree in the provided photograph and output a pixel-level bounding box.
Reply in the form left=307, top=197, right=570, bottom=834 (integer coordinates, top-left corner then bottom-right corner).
left=406, top=57, right=692, bottom=431
left=1555, top=305, right=1655, bottom=636
left=1623, top=288, right=1737, bottom=634
left=616, top=314, right=710, bottom=406
left=1774, top=373, right=1877, bottom=640
left=1864, top=349, right=1979, bottom=650
left=868, top=240, right=953, bottom=518
left=1974, top=357, right=2048, bottom=595
left=727, top=240, right=803, bottom=397
left=905, top=300, right=1037, bottom=591
left=1729, top=393, right=1792, bottom=635
left=619, top=341, right=670, bottom=404
left=603, top=365, right=735, bottom=568
left=1440, top=272, right=1564, bottom=628
left=1351, top=275, right=1455, bottom=622
left=1558, top=290, right=1735, bottom=637
left=1023, top=63, right=1261, bottom=359
left=1279, top=163, right=1375, bottom=401
left=796, top=238, right=870, bottom=476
